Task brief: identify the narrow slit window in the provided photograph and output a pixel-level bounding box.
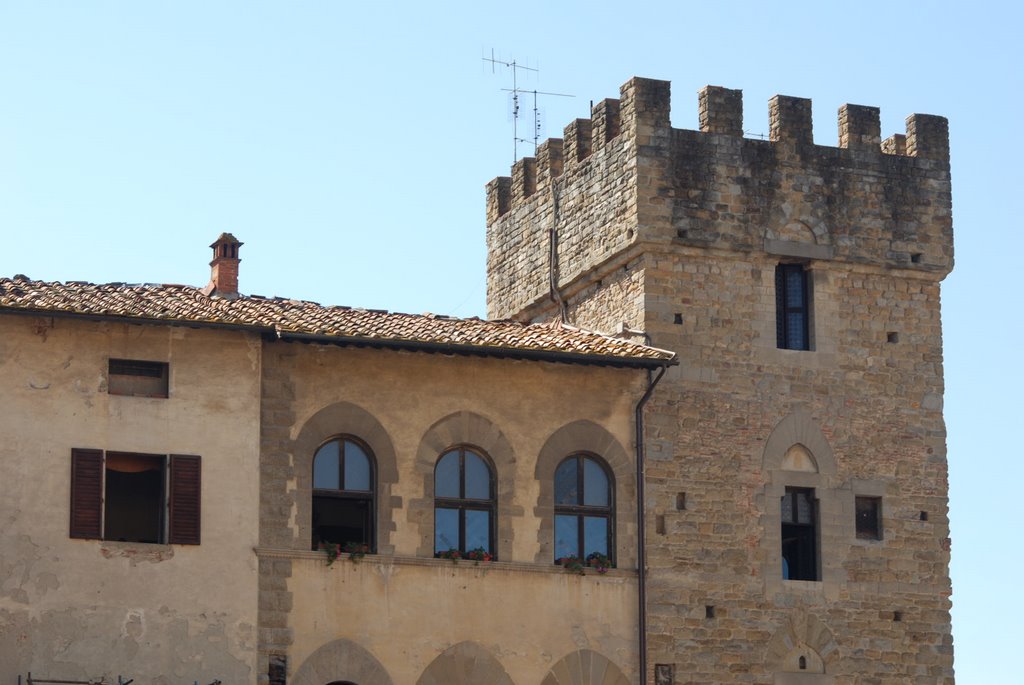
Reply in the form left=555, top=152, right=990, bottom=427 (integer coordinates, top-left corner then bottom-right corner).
left=775, top=264, right=811, bottom=351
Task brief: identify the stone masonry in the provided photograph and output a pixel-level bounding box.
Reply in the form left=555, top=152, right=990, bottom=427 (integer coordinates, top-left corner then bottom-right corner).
left=487, top=77, right=954, bottom=684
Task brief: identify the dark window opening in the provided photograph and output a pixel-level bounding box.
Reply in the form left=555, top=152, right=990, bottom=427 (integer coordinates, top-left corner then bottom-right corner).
left=104, top=453, right=164, bottom=543
left=705, top=605, right=715, bottom=618
left=781, top=487, right=818, bottom=581
left=434, top=446, right=496, bottom=557
left=311, top=436, right=375, bottom=552
left=855, top=496, right=882, bottom=540
left=654, top=664, right=675, bottom=685
left=268, top=655, right=287, bottom=685
left=799, top=656, right=807, bottom=670
left=676, top=492, right=687, bottom=510
left=108, top=359, right=169, bottom=398
left=554, top=453, right=614, bottom=563
left=775, top=264, right=811, bottom=351
left=70, top=449, right=200, bottom=545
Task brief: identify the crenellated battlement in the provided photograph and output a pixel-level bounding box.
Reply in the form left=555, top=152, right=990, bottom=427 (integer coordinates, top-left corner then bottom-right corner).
left=488, top=78, right=949, bottom=221
left=486, top=76, right=952, bottom=321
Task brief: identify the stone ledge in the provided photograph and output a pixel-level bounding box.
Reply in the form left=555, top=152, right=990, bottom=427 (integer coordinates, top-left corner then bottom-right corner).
left=254, top=547, right=637, bottom=578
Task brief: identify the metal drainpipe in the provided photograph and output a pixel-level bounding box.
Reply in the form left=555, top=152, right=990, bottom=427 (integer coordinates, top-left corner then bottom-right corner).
left=636, top=364, right=668, bottom=685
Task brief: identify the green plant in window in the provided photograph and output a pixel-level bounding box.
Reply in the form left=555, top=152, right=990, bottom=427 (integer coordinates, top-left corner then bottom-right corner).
left=558, top=555, right=585, bottom=575
left=465, top=547, right=493, bottom=565
left=585, top=552, right=612, bottom=574
left=436, top=547, right=462, bottom=564
left=319, top=541, right=369, bottom=566
left=342, top=541, right=369, bottom=562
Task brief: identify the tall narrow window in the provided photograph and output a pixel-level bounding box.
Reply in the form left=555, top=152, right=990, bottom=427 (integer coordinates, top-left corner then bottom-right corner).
left=781, top=487, right=818, bottom=580
left=554, top=454, right=614, bottom=563
left=775, top=264, right=811, bottom=350
left=311, top=436, right=375, bottom=551
left=434, top=446, right=495, bottom=557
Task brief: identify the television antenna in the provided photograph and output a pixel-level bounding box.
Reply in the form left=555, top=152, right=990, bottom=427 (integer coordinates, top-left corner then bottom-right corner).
left=483, top=50, right=573, bottom=163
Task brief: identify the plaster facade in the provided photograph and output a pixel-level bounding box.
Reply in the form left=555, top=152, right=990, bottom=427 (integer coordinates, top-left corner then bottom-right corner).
left=487, top=77, right=954, bottom=684
left=0, top=315, right=261, bottom=683
left=256, top=343, right=650, bottom=684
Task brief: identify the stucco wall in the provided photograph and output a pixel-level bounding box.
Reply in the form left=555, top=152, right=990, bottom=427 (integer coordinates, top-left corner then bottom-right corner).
left=257, top=342, right=649, bottom=683
left=0, top=315, right=262, bottom=684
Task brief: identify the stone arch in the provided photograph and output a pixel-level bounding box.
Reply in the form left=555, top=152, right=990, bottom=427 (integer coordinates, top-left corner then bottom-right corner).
left=416, top=641, right=514, bottom=685
left=765, top=610, right=838, bottom=673
left=408, top=411, right=523, bottom=558
left=761, top=410, right=847, bottom=593
left=780, top=443, right=818, bottom=473
left=778, top=220, right=818, bottom=244
left=533, top=420, right=636, bottom=565
left=765, top=204, right=831, bottom=246
left=762, top=409, right=835, bottom=475
left=291, top=637, right=393, bottom=685
left=293, top=401, right=400, bottom=552
left=541, top=649, right=630, bottom=685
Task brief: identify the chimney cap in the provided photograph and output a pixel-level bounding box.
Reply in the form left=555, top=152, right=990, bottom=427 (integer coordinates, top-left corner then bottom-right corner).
left=210, top=232, right=243, bottom=249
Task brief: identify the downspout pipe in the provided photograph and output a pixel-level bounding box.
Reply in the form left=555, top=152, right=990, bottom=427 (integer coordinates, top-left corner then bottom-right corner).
left=636, top=364, right=668, bottom=685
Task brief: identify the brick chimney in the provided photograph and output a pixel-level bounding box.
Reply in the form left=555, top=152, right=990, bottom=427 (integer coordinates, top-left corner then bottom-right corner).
left=203, top=233, right=243, bottom=298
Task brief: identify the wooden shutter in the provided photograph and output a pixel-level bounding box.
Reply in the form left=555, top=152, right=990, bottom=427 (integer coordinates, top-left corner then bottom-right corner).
left=70, top=448, right=103, bottom=539
left=168, top=454, right=201, bottom=545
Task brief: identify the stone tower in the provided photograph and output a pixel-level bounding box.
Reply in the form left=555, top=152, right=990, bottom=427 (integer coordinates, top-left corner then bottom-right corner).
left=486, top=77, right=954, bottom=684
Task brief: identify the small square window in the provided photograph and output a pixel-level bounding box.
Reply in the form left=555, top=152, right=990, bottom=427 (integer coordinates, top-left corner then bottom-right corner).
left=855, top=496, right=882, bottom=540
left=108, top=359, right=169, bottom=398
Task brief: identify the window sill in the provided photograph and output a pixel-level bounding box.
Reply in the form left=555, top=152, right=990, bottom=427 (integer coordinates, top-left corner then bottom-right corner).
left=255, top=547, right=637, bottom=578
left=781, top=578, right=823, bottom=590
left=97, top=540, right=176, bottom=564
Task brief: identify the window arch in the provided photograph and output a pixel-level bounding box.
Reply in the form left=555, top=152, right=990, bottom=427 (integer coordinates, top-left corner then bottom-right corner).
left=554, top=453, right=614, bottom=563
left=433, top=446, right=496, bottom=558
left=311, top=435, right=375, bottom=551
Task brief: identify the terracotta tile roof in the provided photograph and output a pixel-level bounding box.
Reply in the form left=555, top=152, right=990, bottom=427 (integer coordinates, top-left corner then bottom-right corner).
left=0, top=277, right=675, bottom=366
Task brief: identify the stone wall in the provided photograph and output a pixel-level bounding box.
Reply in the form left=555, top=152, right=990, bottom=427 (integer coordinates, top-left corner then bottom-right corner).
left=485, top=77, right=955, bottom=684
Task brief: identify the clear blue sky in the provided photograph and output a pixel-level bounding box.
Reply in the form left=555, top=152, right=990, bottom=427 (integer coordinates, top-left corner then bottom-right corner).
left=1, top=2, right=1019, bottom=683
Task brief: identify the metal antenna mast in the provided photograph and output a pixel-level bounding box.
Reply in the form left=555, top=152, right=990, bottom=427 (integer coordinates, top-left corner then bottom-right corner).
left=483, top=50, right=573, bottom=163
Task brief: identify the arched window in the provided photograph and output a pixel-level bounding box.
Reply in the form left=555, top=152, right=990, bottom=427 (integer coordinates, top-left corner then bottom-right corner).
left=434, top=446, right=496, bottom=558
left=554, top=454, right=613, bottom=563
left=311, top=436, right=375, bottom=551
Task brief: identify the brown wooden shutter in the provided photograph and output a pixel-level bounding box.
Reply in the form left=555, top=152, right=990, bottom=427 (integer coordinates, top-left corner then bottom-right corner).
left=168, top=454, right=201, bottom=545
left=70, top=449, right=103, bottom=539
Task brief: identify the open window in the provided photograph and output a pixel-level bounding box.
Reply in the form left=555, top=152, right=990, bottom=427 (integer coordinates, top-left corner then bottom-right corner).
left=70, top=449, right=200, bottom=544
left=311, top=436, right=375, bottom=551
left=781, top=487, right=818, bottom=580
left=855, top=496, right=882, bottom=540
